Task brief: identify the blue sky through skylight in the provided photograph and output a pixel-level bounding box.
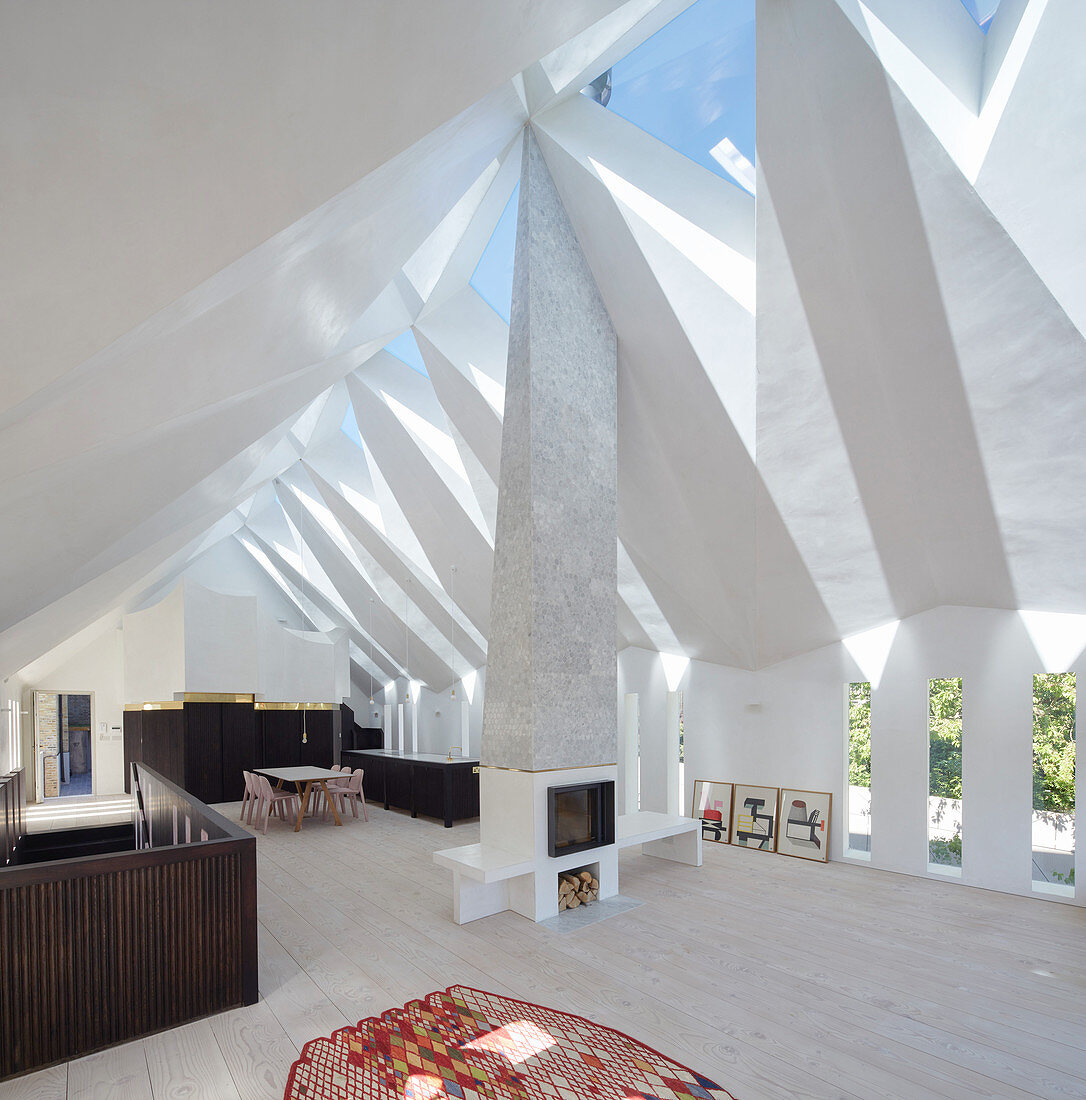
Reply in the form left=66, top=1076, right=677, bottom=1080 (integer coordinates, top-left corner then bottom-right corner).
left=341, top=401, right=363, bottom=448
left=602, top=0, right=755, bottom=189
left=384, top=330, right=428, bottom=376
left=959, top=0, right=1002, bottom=32
left=470, top=183, right=519, bottom=322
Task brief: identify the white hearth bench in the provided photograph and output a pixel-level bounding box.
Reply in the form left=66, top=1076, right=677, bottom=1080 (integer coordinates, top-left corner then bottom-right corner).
left=433, top=841, right=600, bottom=924
left=616, top=811, right=702, bottom=865
left=434, top=811, right=700, bottom=924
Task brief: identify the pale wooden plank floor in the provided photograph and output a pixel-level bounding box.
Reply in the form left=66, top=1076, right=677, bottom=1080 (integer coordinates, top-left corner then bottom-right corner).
left=3, top=803, right=1084, bottom=1100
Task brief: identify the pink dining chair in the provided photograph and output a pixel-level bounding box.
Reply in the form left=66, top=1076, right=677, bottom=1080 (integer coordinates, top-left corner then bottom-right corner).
left=243, top=770, right=265, bottom=824
left=240, top=770, right=255, bottom=823
left=325, top=768, right=368, bottom=822
left=311, top=764, right=350, bottom=817
left=254, top=774, right=301, bottom=834
left=245, top=771, right=263, bottom=824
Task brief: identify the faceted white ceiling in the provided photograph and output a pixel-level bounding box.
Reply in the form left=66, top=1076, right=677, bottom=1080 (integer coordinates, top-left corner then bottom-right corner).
left=2, top=0, right=1085, bottom=698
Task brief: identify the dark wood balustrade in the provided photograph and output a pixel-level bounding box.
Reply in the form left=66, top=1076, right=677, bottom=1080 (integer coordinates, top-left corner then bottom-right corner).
left=0, top=763, right=257, bottom=1081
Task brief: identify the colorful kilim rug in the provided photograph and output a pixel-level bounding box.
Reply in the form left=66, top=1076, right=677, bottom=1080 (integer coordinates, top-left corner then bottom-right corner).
left=284, top=986, right=735, bottom=1100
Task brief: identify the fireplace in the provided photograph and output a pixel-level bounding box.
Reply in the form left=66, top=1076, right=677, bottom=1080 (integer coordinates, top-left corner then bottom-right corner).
left=547, top=780, right=615, bottom=858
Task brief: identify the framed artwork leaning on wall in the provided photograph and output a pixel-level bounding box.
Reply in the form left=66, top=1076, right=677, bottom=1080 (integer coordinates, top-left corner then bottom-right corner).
left=731, top=784, right=779, bottom=852
left=778, top=788, right=831, bottom=862
left=692, top=779, right=734, bottom=843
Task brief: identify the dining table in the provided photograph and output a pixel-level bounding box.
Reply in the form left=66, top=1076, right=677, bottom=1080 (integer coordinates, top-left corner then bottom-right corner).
left=254, top=766, right=347, bottom=832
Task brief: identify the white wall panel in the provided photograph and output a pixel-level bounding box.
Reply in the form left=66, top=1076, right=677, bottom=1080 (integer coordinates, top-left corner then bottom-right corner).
left=621, top=604, right=1084, bottom=907
left=123, top=584, right=186, bottom=703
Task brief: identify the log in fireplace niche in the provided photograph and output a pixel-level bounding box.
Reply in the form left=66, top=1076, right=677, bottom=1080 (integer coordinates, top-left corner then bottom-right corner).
left=547, top=780, right=615, bottom=858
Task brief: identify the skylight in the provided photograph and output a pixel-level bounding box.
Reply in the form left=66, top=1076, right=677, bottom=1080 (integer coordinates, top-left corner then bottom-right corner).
left=385, top=330, right=428, bottom=376
left=341, top=401, right=364, bottom=448
left=470, top=183, right=519, bottom=322
left=596, top=0, right=755, bottom=191
left=959, top=0, right=1002, bottom=32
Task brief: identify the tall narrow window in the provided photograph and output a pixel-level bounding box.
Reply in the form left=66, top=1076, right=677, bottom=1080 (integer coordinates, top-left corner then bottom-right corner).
left=928, top=678, right=963, bottom=871
left=1032, top=673, right=1075, bottom=894
left=846, top=682, right=872, bottom=854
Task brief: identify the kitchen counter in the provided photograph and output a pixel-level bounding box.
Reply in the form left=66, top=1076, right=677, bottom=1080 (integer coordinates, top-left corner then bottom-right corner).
left=348, top=749, right=479, bottom=766
left=342, top=749, right=479, bottom=827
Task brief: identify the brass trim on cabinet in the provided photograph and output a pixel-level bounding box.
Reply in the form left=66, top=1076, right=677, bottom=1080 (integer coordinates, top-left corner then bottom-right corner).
left=254, top=701, right=338, bottom=711
left=126, top=697, right=335, bottom=712
left=178, top=693, right=255, bottom=704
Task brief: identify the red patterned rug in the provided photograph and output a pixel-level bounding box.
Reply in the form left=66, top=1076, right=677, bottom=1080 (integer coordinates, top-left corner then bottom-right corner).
left=285, top=986, right=734, bottom=1099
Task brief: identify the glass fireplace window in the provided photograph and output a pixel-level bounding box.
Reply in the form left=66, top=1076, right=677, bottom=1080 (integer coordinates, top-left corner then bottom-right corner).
left=554, top=787, right=597, bottom=851
left=547, top=781, right=615, bottom=857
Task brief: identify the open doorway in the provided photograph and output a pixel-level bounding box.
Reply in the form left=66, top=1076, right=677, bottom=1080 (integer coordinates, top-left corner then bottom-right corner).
left=33, top=691, right=94, bottom=800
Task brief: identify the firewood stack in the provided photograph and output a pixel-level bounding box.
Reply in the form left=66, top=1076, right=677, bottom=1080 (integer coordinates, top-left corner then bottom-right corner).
left=558, top=870, right=599, bottom=911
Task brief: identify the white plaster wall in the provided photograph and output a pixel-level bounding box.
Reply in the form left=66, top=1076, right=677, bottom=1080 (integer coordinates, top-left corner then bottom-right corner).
left=123, top=583, right=186, bottom=702
left=183, top=581, right=259, bottom=694
left=411, top=673, right=485, bottom=758
left=16, top=622, right=127, bottom=795
left=617, top=646, right=675, bottom=814
left=126, top=582, right=342, bottom=706
left=332, top=631, right=350, bottom=705
left=977, top=0, right=1086, bottom=337
left=183, top=549, right=345, bottom=701
left=257, top=610, right=340, bottom=703
left=620, top=605, right=1083, bottom=908
left=382, top=680, right=404, bottom=752
left=369, top=668, right=486, bottom=759
left=347, top=682, right=384, bottom=731
left=347, top=668, right=396, bottom=733
left=179, top=538, right=308, bottom=630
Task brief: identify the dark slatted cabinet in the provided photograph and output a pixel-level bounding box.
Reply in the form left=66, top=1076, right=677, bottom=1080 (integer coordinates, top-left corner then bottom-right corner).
left=342, top=749, right=479, bottom=827
left=124, top=701, right=338, bottom=802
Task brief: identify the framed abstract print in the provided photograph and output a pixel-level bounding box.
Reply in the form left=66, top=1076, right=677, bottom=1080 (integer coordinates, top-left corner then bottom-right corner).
left=730, top=784, right=779, bottom=852
left=778, top=788, right=832, bottom=862
left=692, top=780, right=733, bottom=843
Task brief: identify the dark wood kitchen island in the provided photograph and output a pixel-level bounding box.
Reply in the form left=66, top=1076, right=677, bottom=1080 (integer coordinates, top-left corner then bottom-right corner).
left=341, top=749, right=479, bottom=827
